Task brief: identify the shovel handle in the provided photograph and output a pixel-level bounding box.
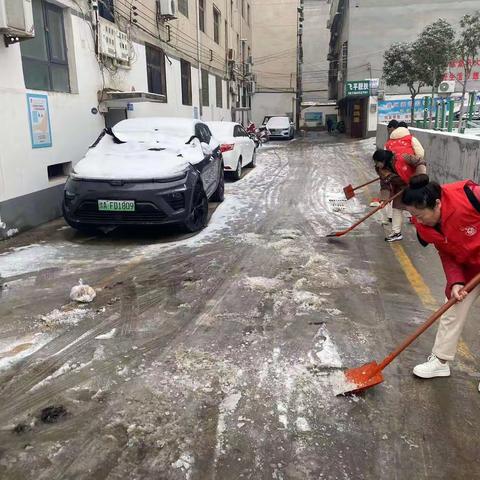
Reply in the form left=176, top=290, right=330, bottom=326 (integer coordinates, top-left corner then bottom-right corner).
left=378, top=271, right=480, bottom=371
left=352, top=177, right=380, bottom=192
left=331, top=189, right=404, bottom=237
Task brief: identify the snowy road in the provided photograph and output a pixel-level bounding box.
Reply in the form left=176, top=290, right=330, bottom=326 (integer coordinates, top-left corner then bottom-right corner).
left=1, top=133, right=480, bottom=479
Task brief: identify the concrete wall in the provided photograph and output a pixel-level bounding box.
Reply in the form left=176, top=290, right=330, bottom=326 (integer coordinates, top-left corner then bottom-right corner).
left=302, top=0, right=330, bottom=104
left=251, top=0, right=298, bottom=124
left=376, top=123, right=480, bottom=184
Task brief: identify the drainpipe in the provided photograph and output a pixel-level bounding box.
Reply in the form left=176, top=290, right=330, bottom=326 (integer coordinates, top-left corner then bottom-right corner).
left=195, top=0, right=202, bottom=118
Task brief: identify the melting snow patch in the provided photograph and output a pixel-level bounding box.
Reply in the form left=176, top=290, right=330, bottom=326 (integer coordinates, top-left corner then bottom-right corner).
left=243, top=276, right=283, bottom=292
left=95, top=328, right=116, bottom=340
left=0, top=333, right=52, bottom=371
left=172, top=452, right=194, bottom=477
left=39, top=308, right=90, bottom=327
left=0, top=244, right=62, bottom=277
left=310, top=325, right=342, bottom=368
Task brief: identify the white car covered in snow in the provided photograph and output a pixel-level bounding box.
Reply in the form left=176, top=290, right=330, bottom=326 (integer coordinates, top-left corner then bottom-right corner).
left=207, top=121, right=256, bottom=181
left=266, top=116, right=295, bottom=140
left=63, top=117, right=225, bottom=233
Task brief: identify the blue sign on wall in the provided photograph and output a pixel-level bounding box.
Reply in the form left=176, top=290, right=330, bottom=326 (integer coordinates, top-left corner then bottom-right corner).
left=26, top=93, right=52, bottom=148
left=304, top=112, right=323, bottom=123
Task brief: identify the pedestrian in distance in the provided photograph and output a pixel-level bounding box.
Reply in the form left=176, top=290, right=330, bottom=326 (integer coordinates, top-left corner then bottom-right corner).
left=381, top=123, right=425, bottom=242
left=326, top=117, right=334, bottom=134
left=402, top=174, right=480, bottom=390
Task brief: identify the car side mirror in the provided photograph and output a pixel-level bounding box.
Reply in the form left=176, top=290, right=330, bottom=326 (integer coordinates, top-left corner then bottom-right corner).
left=201, top=142, right=213, bottom=156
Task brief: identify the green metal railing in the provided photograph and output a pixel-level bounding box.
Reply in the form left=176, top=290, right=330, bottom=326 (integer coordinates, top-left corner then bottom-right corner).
left=414, top=91, right=477, bottom=133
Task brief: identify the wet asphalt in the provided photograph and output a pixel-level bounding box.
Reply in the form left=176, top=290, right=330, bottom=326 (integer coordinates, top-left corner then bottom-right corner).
left=0, top=132, right=479, bottom=479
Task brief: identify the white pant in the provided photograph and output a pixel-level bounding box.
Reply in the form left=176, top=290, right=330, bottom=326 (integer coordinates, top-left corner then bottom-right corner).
left=391, top=208, right=403, bottom=234
left=432, top=284, right=480, bottom=361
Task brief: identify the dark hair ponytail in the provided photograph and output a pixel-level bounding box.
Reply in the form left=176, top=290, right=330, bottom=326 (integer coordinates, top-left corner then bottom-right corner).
left=373, top=149, right=395, bottom=172
left=402, top=174, right=442, bottom=209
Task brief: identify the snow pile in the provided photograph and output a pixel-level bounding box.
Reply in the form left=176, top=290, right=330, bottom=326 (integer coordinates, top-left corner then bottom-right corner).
left=70, top=279, right=96, bottom=303
left=39, top=308, right=91, bottom=327
left=0, top=333, right=52, bottom=371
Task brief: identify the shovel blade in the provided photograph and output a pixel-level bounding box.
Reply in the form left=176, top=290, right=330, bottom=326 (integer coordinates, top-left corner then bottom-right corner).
left=343, top=185, right=355, bottom=200
left=326, top=231, right=341, bottom=238
left=337, top=361, right=384, bottom=395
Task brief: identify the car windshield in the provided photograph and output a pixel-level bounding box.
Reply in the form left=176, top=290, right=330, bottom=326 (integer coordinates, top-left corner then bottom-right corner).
left=207, top=122, right=234, bottom=138
left=266, top=117, right=290, bottom=129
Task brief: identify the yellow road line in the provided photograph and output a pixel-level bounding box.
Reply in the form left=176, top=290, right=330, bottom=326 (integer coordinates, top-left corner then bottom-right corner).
left=389, top=243, right=436, bottom=307
left=389, top=242, right=474, bottom=361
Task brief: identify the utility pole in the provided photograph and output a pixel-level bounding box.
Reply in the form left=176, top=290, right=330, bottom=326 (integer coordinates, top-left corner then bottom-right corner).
left=295, top=0, right=304, bottom=132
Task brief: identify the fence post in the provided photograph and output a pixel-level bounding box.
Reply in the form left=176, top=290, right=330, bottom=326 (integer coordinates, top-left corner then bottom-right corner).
left=423, top=97, right=429, bottom=129
left=440, top=99, right=446, bottom=131
left=434, top=100, right=439, bottom=130
left=447, top=98, right=454, bottom=132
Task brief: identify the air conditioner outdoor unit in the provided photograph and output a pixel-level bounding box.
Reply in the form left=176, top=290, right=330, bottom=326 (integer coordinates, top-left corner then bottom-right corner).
left=158, top=0, right=177, bottom=19
left=0, top=0, right=34, bottom=38
left=438, top=80, right=455, bottom=94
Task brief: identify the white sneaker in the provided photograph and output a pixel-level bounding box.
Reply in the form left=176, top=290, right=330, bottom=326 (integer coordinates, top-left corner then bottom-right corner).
left=413, top=354, right=450, bottom=379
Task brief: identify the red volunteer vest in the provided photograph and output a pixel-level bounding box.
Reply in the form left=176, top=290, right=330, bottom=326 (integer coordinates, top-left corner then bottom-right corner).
left=385, top=135, right=417, bottom=184
left=413, top=180, right=480, bottom=267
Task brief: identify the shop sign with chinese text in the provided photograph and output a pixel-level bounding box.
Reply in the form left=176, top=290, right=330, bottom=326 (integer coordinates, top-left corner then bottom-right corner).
left=345, top=80, right=370, bottom=97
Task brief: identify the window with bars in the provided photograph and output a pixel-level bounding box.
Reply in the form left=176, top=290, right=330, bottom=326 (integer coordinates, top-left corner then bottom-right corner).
left=98, top=0, right=114, bottom=22
left=202, top=69, right=209, bottom=107
left=178, top=0, right=188, bottom=17
left=181, top=60, right=192, bottom=105
left=146, top=45, right=167, bottom=98
left=199, top=0, right=205, bottom=32
left=213, top=6, right=220, bottom=44
left=21, top=0, right=70, bottom=92
left=215, top=76, right=223, bottom=108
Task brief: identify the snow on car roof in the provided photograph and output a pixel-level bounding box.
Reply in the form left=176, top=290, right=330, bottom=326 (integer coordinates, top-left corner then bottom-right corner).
left=206, top=121, right=235, bottom=138
left=266, top=117, right=291, bottom=128
left=113, top=117, right=203, bottom=143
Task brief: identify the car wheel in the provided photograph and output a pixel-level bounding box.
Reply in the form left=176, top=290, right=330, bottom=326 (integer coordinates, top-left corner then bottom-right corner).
left=211, top=165, right=225, bottom=202
left=232, top=157, right=242, bottom=181
left=182, top=183, right=208, bottom=232
left=246, top=150, right=256, bottom=168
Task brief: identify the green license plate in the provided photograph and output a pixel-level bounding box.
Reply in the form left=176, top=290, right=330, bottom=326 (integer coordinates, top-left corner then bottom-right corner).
left=98, top=199, right=135, bottom=212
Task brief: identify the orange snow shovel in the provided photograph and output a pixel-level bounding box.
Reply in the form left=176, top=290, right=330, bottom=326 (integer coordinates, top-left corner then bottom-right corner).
left=338, top=272, right=480, bottom=395
left=326, top=189, right=404, bottom=238
left=343, top=177, right=380, bottom=200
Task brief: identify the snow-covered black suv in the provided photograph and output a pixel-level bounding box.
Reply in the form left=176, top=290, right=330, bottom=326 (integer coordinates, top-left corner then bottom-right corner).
left=63, top=118, right=224, bottom=233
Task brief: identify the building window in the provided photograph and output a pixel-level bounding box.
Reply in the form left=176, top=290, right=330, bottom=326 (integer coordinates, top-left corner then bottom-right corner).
left=230, top=0, right=233, bottom=26
left=247, top=4, right=250, bottom=25
left=213, top=6, right=220, bottom=44
left=199, top=0, right=205, bottom=32
left=21, top=0, right=70, bottom=93
left=178, top=0, right=188, bottom=17
left=202, top=69, right=209, bottom=107
left=181, top=60, right=192, bottom=105
left=237, top=34, right=240, bottom=59
left=98, top=0, right=114, bottom=22
left=216, top=76, right=223, bottom=108
left=146, top=45, right=167, bottom=98
left=241, top=0, right=245, bottom=18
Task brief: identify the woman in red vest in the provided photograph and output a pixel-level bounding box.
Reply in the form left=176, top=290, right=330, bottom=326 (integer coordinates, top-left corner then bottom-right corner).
left=402, top=174, right=480, bottom=387
left=373, top=143, right=426, bottom=242
left=378, top=125, right=425, bottom=242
